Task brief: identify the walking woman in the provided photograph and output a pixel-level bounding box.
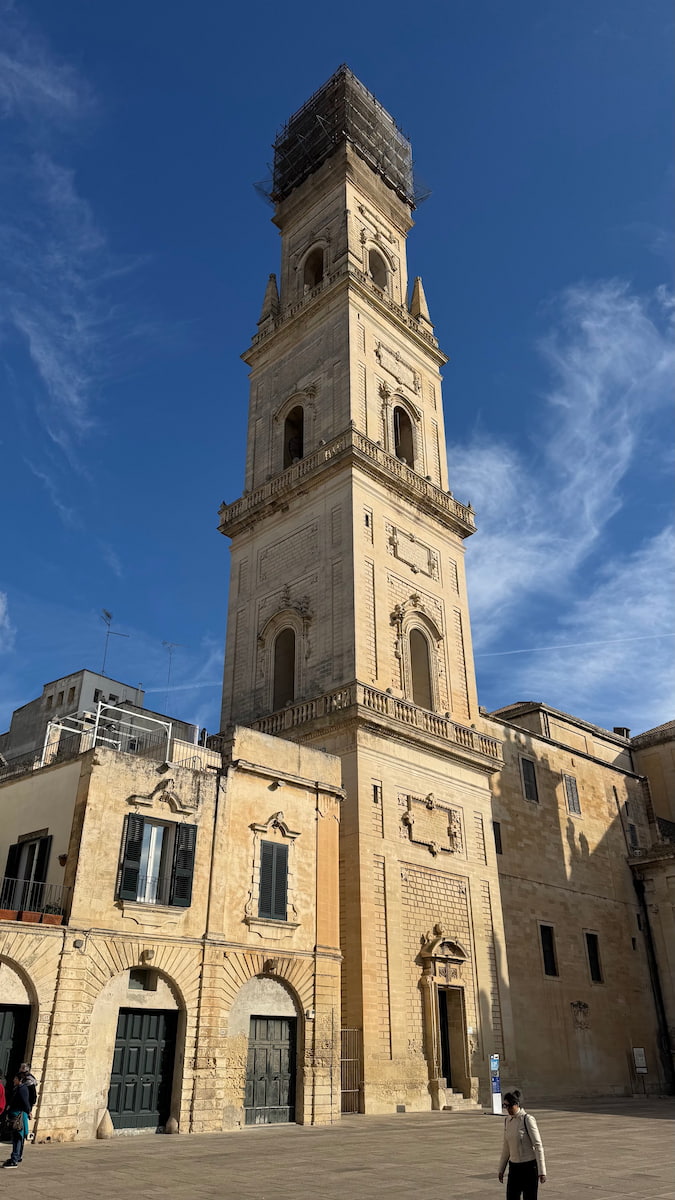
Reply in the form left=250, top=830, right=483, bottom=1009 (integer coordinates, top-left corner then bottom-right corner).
left=497, top=1089, right=547, bottom=1199
left=2, top=1073, right=31, bottom=1169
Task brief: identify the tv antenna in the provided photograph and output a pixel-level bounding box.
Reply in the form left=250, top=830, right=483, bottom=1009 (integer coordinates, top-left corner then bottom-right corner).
left=100, top=610, right=129, bottom=675
left=162, top=640, right=183, bottom=713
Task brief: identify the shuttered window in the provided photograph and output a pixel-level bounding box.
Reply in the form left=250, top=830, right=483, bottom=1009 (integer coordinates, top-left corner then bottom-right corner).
left=563, top=774, right=581, bottom=815
left=521, top=758, right=539, bottom=803
left=258, top=840, right=288, bottom=921
left=118, top=816, right=196, bottom=907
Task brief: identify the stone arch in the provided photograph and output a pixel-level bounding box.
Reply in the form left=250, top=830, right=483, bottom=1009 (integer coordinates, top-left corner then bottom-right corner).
left=301, top=243, right=326, bottom=292
left=273, top=391, right=317, bottom=467
left=0, top=929, right=61, bottom=1122
left=391, top=599, right=446, bottom=711
left=0, top=953, right=39, bottom=1089
left=219, top=952, right=314, bottom=1129
left=257, top=604, right=311, bottom=712
left=365, top=241, right=395, bottom=293
left=389, top=394, right=423, bottom=471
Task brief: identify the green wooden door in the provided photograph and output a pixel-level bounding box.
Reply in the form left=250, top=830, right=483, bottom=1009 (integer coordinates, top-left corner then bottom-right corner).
left=244, top=1016, right=296, bottom=1125
left=107, top=1008, right=177, bottom=1129
left=0, top=1006, right=30, bottom=1092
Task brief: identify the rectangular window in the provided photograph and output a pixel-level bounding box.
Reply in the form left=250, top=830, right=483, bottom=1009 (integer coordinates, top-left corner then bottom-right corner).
left=93, top=689, right=103, bottom=703
left=67, top=686, right=76, bottom=705
left=45, top=695, right=53, bottom=710
left=258, top=840, right=288, bottom=921
left=57, top=691, right=64, bottom=706
left=585, top=932, right=603, bottom=982
left=493, top=821, right=503, bottom=855
left=539, top=924, right=558, bottom=977
left=117, top=815, right=196, bottom=907
left=563, top=774, right=581, bottom=815
left=128, top=968, right=157, bottom=991
left=521, top=757, right=539, bottom=804
left=628, top=823, right=639, bottom=850
left=372, top=782, right=382, bottom=805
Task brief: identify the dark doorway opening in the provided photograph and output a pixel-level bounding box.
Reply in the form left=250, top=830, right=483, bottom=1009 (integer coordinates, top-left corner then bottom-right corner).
left=0, top=1005, right=30, bottom=1094
left=393, top=406, right=415, bottom=467
left=244, top=1015, right=296, bottom=1124
left=437, top=987, right=470, bottom=1097
left=107, top=1008, right=177, bottom=1129
left=283, top=407, right=304, bottom=468
left=273, top=628, right=296, bottom=710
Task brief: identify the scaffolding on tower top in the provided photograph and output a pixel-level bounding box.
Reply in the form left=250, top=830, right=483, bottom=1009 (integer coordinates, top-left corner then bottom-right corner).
left=271, top=65, right=417, bottom=208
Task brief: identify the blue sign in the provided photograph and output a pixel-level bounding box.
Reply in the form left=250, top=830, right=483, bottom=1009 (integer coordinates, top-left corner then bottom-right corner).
left=490, top=1054, right=500, bottom=1072
left=491, top=1074, right=501, bottom=1093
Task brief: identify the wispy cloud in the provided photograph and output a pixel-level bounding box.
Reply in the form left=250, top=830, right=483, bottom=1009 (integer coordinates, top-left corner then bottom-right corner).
left=450, top=279, right=674, bottom=728
left=99, top=542, right=124, bottom=579
left=0, top=592, right=15, bottom=654
left=24, top=457, right=78, bottom=527
left=0, top=2, right=88, bottom=125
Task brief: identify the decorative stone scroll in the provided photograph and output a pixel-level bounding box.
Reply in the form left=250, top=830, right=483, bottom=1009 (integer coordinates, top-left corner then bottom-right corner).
left=374, top=342, right=421, bottom=394
left=386, top=522, right=440, bottom=579
left=399, top=792, right=464, bottom=856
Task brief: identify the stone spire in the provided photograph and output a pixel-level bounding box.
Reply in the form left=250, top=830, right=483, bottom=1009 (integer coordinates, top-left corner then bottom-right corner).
left=409, top=275, right=432, bottom=329
left=257, top=273, right=280, bottom=328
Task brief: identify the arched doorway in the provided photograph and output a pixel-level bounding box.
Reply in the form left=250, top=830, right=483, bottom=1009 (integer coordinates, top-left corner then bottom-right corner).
left=228, top=975, right=300, bottom=1126
left=410, top=628, right=433, bottom=709
left=0, top=960, right=33, bottom=1092
left=83, top=967, right=183, bottom=1137
left=393, top=405, right=415, bottom=467
left=273, top=628, right=296, bottom=710
left=303, top=247, right=324, bottom=290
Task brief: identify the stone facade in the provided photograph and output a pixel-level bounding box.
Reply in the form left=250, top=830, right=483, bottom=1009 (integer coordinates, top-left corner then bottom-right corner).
left=0, top=727, right=342, bottom=1139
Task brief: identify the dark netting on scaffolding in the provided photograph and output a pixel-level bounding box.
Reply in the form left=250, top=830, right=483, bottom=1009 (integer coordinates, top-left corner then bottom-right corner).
left=270, top=65, right=417, bottom=208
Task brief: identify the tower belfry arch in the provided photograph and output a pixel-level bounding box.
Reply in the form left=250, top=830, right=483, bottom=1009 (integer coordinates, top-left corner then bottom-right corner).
left=218, top=66, right=513, bottom=1114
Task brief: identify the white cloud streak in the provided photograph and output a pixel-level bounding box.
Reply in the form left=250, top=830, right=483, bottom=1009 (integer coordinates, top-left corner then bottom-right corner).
left=0, top=592, right=15, bottom=654
left=449, top=279, right=674, bottom=728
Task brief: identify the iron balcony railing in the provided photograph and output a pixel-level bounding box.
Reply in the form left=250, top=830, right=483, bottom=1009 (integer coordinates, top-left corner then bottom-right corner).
left=0, top=877, right=71, bottom=919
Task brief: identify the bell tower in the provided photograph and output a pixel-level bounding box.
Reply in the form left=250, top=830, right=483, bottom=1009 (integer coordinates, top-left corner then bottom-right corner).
left=219, top=67, right=515, bottom=1113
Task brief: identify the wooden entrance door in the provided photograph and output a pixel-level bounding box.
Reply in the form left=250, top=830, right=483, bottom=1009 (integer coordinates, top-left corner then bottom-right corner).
left=107, top=1008, right=177, bottom=1129
left=0, top=1005, right=30, bottom=1092
left=244, top=1016, right=296, bottom=1125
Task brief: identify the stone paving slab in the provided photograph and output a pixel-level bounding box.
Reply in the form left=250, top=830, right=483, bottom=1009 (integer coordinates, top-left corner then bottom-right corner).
left=0, top=1100, right=673, bottom=1199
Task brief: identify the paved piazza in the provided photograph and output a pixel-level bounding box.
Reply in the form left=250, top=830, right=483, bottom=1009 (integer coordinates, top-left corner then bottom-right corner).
left=4, top=1100, right=674, bottom=1199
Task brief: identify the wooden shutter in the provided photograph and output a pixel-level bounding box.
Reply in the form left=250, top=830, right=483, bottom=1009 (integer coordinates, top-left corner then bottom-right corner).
left=258, top=840, right=288, bottom=920
left=564, top=775, right=581, bottom=815
left=119, top=814, right=145, bottom=901
left=521, top=758, right=539, bottom=803
left=34, top=835, right=52, bottom=883
left=4, top=843, right=20, bottom=880
left=169, top=824, right=196, bottom=908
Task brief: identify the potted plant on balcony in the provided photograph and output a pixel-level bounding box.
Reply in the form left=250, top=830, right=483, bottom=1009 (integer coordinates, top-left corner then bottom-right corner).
left=41, top=903, right=64, bottom=925
left=0, top=907, right=18, bottom=921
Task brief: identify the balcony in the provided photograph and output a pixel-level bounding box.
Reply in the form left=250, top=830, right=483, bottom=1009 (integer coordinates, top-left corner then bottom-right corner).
left=0, top=877, right=71, bottom=925
left=239, top=682, right=503, bottom=765
left=218, top=425, right=475, bottom=539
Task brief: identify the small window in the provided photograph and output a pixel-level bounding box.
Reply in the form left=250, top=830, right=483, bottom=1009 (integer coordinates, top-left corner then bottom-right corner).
left=521, top=758, right=539, bottom=804
left=624, top=801, right=631, bottom=819
left=272, top=627, right=296, bottom=710
left=636, top=913, right=642, bottom=932
left=303, top=246, right=324, bottom=290
left=283, top=406, right=304, bottom=468
left=128, top=968, right=157, bottom=991
left=258, top=840, right=288, bottom=921
left=45, top=695, right=53, bottom=711
left=393, top=406, right=415, bottom=467
left=493, top=821, right=503, bottom=855
left=108, top=693, right=119, bottom=704
left=540, top=924, right=558, bottom=977
left=118, top=815, right=196, bottom=908
left=57, top=691, right=64, bottom=706
left=67, top=686, right=76, bottom=705
left=368, top=248, right=387, bottom=290
left=372, top=782, right=382, bottom=805
left=585, top=932, right=603, bottom=983
left=628, top=823, right=639, bottom=850
left=563, top=774, right=581, bottom=815
left=631, top=937, right=637, bottom=951
left=364, top=512, right=371, bottom=528
left=409, top=628, right=433, bottom=710
left=93, top=689, right=103, bottom=703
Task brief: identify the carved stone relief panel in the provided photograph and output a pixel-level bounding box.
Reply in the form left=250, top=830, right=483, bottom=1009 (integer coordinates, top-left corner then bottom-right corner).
left=386, top=522, right=440, bottom=579
left=398, top=792, right=464, bottom=857
left=374, top=342, right=421, bottom=394
left=258, top=523, right=319, bottom=584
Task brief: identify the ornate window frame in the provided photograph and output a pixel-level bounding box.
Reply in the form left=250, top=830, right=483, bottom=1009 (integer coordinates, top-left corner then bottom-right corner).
left=257, top=592, right=313, bottom=712
left=244, top=810, right=301, bottom=941
left=391, top=595, right=445, bottom=712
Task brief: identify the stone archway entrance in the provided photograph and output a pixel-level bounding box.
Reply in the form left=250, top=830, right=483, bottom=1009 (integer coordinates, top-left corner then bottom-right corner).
left=228, top=975, right=301, bottom=1127
left=0, top=960, right=34, bottom=1093
left=420, top=924, right=472, bottom=1109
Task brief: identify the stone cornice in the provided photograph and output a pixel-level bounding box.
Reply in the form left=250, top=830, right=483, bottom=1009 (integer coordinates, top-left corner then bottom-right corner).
left=246, top=682, right=503, bottom=773
left=218, top=425, right=475, bottom=540
left=243, top=261, right=446, bottom=365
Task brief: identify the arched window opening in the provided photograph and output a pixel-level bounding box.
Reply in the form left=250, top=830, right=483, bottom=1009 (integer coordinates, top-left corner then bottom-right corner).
left=368, top=248, right=387, bottom=291
left=394, top=406, right=415, bottom=467
left=273, top=628, right=296, bottom=710
left=303, top=247, right=325, bottom=291
left=283, top=406, right=304, bottom=468
left=410, top=629, right=433, bottom=710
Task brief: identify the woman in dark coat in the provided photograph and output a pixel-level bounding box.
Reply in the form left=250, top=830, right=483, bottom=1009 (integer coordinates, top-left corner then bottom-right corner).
left=2, top=1074, right=31, bottom=1168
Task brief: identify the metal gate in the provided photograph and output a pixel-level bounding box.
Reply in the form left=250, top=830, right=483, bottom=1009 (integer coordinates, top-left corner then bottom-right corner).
left=340, top=1027, right=362, bottom=1113
left=244, top=1016, right=296, bottom=1125
left=107, top=1008, right=177, bottom=1129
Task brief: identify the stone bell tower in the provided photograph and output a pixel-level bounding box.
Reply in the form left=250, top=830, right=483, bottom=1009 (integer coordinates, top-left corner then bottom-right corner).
left=219, top=66, right=515, bottom=1113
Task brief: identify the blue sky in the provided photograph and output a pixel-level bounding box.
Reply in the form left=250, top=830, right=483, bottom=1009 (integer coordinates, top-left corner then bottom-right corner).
left=0, top=0, right=673, bottom=737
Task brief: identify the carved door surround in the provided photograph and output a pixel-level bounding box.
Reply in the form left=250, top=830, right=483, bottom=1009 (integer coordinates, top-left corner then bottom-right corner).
left=419, top=923, right=472, bottom=1109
